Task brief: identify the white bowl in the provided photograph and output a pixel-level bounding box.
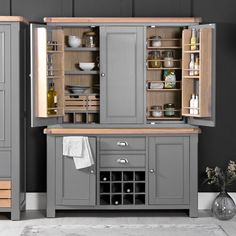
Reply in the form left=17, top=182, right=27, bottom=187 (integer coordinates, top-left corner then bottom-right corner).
left=68, top=35, right=81, bottom=48
left=79, top=62, right=95, bottom=71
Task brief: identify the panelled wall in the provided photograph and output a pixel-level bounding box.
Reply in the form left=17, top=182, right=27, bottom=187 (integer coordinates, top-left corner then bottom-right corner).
left=0, top=0, right=235, bottom=192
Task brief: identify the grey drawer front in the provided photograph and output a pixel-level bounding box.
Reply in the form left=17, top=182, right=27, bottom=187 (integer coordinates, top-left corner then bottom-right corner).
left=100, top=137, right=146, bottom=151
left=0, top=151, right=10, bottom=177
left=100, top=154, right=145, bottom=168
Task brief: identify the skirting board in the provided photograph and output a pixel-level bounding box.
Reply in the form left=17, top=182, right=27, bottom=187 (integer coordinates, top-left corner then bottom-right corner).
left=25, top=192, right=236, bottom=210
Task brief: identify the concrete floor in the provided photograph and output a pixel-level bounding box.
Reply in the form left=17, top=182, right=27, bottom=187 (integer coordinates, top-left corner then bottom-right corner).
left=0, top=210, right=235, bottom=236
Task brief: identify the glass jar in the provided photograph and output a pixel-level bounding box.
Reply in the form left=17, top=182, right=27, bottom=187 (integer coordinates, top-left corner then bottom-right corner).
left=150, top=36, right=161, bottom=47
left=164, top=103, right=175, bottom=117
left=84, top=31, right=96, bottom=48
left=163, top=69, right=176, bottom=89
left=151, top=106, right=163, bottom=117
left=148, top=51, right=161, bottom=68
left=163, top=51, right=174, bottom=68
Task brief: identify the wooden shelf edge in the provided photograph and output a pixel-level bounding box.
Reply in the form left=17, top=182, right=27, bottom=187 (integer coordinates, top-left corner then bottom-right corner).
left=44, top=128, right=201, bottom=135
left=44, top=17, right=202, bottom=24
left=0, top=16, right=28, bottom=24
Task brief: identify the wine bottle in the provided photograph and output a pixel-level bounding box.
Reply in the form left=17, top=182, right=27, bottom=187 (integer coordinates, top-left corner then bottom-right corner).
left=47, top=82, right=58, bottom=115
left=189, top=54, right=195, bottom=76
left=194, top=56, right=199, bottom=76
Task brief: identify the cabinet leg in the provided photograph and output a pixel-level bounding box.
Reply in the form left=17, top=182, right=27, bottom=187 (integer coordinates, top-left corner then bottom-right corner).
left=47, top=207, right=56, bottom=218
left=189, top=208, right=198, bottom=218
left=11, top=210, right=20, bottom=221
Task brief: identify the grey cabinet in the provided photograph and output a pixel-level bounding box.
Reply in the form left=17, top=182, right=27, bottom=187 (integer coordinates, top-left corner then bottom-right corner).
left=55, top=137, right=96, bottom=206
left=0, top=25, right=10, bottom=147
left=100, top=27, right=144, bottom=124
left=0, top=20, right=27, bottom=220
left=149, top=136, right=189, bottom=205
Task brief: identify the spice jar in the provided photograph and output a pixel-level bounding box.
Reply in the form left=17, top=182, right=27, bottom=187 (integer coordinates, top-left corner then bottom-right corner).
left=163, top=51, right=174, bottom=68
left=151, top=106, right=163, bottom=117
left=164, top=103, right=175, bottom=117
left=148, top=51, right=161, bottom=68
left=84, top=31, right=96, bottom=48
left=150, top=36, right=162, bottom=47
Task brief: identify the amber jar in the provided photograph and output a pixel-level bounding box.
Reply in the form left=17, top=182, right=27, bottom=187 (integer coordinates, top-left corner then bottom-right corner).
left=148, top=51, right=161, bottom=68
left=84, top=31, right=96, bottom=48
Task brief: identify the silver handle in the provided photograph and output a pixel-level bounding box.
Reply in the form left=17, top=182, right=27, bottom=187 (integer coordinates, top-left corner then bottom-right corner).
left=149, top=169, right=155, bottom=173
left=117, top=158, right=129, bottom=164
left=117, top=141, right=128, bottom=147
left=101, top=73, right=105, bottom=77
left=90, top=170, right=94, bottom=174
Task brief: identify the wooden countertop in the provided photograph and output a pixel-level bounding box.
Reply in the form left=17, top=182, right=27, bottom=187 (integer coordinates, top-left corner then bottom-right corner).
left=44, top=17, right=202, bottom=24
left=44, top=128, right=201, bottom=135
left=0, top=16, right=28, bottom=24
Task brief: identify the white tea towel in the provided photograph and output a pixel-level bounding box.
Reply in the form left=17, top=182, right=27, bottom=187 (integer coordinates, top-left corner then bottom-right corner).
left=63, top=136, right=94, bottom=169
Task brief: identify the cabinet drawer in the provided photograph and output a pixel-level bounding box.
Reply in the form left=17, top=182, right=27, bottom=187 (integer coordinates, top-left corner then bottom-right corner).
left=100, top=137, right=146, bottom=151
left=0, top=151, right=11, bottom=177
left=100, top=154, right=145, bottom=168
left=0, top=190, right=11, bottom=198
left=0, top=180, right=11, bottom=189
left=0, top=199, right=11, bottom=207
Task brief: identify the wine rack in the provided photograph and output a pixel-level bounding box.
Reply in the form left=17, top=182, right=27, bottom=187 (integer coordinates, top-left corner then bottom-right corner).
left=99, top=171, right=146, bottom=206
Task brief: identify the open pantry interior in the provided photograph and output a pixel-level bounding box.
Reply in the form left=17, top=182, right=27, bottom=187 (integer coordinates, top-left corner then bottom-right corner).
left=146, top=27, right=183, bottom=122
left=63, top=27, right=100, bottom=124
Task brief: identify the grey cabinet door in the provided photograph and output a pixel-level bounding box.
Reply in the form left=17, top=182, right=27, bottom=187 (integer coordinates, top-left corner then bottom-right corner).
left=12, top=0, right=72, bottom=22
left=56, top=137, right=96, bottom=206
left=100, top=27, right=144, bottom=124
left=0, top=25, right=10, bottom=147
left=149, top=137, right=189, bottom=205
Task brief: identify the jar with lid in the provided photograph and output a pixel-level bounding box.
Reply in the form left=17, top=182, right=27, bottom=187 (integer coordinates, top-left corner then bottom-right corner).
left=148, top=51, right=161, bottom=68
left=84, top=31, right=96, bottom=48
left=150, top=36, right=162, bottom=47
left=164, top=103, right=175, bottom=117
left=163, top=51, right=174, bottom=68
left=151, top=106, right=163, bottom=117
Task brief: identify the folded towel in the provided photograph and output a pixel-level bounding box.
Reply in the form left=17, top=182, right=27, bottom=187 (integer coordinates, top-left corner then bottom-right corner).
left=63, top=136, right=94, bottom=169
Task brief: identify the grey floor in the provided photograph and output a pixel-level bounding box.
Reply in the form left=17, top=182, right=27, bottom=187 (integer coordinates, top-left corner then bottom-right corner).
left=0, top=210, right=236, bottom=236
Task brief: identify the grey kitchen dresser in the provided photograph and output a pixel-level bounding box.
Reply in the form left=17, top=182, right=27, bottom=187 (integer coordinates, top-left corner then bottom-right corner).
left=30, top=17, right=216, bottom=218
left=0, top=16, right=28, bottom=220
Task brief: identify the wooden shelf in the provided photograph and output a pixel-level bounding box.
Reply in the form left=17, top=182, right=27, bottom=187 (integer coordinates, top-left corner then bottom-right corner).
left=184, top=50, right=200, bottom=53
left=182, top=113, right=201, bottom=117
left=147, top=46, right=182, bottom=50
left=148, top=38, right=181, bottom=41
left=147, top=59, right=181, bottom=62
left=183, top=76, right=200, bottom=79
left=147, top=67, right=181, bottom=70
left=147, top=89, right=181, bottom=92
left=147, top=80, right=182, bottom=83
left=65, top=70, right=99, bottom=75
left=65, top=47, right=99, bottom=52
left=47, top=50, right=63, bottom=53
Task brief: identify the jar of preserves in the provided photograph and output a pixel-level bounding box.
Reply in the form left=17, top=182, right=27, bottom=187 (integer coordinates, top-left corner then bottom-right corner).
left=148, top=51, right=161, bottom=68
left=84, top=31, right=96, bottom=48
left=164, top=103, right=175, bottom=117
left=163, top=51, right=174, bottom=68
left=150, top=36, right=162, bottom=47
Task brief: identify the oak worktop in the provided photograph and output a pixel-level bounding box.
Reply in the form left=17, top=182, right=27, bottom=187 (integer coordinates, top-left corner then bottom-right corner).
left=44, top=127, right=201, bottom=135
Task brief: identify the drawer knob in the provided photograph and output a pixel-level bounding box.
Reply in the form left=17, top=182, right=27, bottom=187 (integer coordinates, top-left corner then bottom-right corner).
left=149, top=169, right=155, bottom=173
left=90, top=170, right=95, bottom=174
left=117, top=141, right=128, bottom=147
left=117, top=158, right=129, bottom=164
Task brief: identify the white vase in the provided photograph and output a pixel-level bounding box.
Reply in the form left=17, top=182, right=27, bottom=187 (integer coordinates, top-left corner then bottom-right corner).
left=68, top=36, right=81, bottom=48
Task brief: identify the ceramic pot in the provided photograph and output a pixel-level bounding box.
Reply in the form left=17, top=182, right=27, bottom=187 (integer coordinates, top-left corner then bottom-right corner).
left=68, top=36, right=81, bottom=48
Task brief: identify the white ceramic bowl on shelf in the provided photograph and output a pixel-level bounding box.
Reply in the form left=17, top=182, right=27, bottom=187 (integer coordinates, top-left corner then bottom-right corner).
left=79, top=62, right=95, bottom=71
left=68, top=35, right=81, bottom=48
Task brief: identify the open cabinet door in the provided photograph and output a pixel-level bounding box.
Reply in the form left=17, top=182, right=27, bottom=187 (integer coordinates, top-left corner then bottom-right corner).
left=182, top=24, right=216, bottom=127
left=30, top=24, right=65, bottom=127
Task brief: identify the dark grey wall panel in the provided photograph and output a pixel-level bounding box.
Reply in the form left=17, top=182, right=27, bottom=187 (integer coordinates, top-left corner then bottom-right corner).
left=0, top=0, right=10, bottom=15
left=193, top=0, right=236, bottom=23
left=192, top=0, right=236, bottom=192
left=133, top=0, right=191, bottom=17
left=12, top=0, right=73, bottom=22
left=74, top=0, right=132, bottom=17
